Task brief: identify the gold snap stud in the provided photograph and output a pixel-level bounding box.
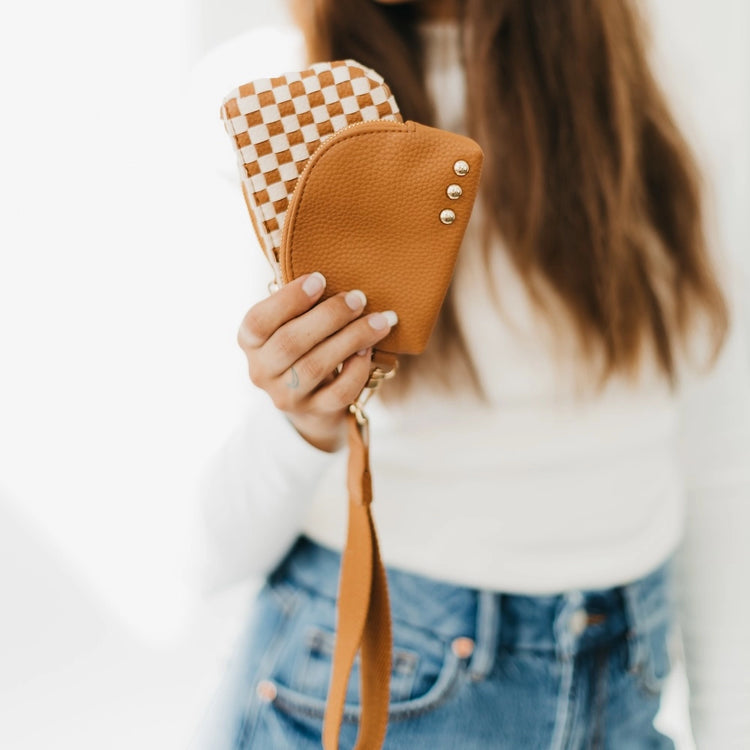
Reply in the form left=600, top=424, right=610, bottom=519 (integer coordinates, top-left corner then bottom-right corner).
left=453, top=160, right=470, bottom=176
left=447, top=184, right=463, bottom=200
left=440, top=209, right=456, bottom=225
left=451, top=636, right=475, bottom=659
left=256, top=679, right=277, bottom=702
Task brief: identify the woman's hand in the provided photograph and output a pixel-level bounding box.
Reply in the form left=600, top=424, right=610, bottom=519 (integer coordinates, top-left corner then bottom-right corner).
left=237, top=272, right=398, bottom=452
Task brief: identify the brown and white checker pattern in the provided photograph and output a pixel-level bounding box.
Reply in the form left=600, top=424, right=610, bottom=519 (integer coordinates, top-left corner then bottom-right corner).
left=221, top=60, right=402, bottom=272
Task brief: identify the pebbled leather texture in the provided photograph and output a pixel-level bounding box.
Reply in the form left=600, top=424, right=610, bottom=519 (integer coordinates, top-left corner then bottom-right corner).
left=281, top=119, right=483, bottom=356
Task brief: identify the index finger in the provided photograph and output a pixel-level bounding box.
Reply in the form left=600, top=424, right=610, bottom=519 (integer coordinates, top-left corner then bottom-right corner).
left=238, top=272, right=327, bottom=349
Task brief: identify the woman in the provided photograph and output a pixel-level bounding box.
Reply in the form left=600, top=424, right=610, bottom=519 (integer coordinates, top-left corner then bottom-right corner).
left=197, top=0, right=750, bottom=747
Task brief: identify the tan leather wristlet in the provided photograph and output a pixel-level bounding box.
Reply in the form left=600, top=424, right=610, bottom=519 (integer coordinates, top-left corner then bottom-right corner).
left=281, top=117, right=481, bottom=749
left=221, top=62, right=483, bottom=749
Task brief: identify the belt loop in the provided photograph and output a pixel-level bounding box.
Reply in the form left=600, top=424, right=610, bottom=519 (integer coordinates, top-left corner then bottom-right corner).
left=553, top=590, right=585, bottom=661
left=621, top=577, right=646, bottom=674
left=467, top=590, right=500, bottom=680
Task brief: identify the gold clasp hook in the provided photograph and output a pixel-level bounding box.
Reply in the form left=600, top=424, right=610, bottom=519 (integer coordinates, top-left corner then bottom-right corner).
left=348, top=363, right=398, bottom=430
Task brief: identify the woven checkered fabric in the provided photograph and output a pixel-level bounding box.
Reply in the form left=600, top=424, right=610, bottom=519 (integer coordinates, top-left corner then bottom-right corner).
left=221, top=60, right=402, bottom=269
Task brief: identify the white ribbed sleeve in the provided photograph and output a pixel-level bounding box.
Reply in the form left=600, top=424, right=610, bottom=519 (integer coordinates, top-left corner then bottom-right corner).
left=192, top=394, right=340, bottom=593
left=674, top=279, right=750, bottom=749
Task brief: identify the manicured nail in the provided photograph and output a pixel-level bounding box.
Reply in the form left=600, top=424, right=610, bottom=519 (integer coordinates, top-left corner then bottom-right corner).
left=345, top=289, right=367, bottom=311
left=302, top=272, right=326, bottom=297
left=368, top=310, right=398, bottom=331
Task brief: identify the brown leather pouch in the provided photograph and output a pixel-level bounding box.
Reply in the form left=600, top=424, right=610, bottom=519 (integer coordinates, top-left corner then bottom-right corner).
left=221, top=62, right=483, bottom=750
left=282, top=118, right=482, bottom=359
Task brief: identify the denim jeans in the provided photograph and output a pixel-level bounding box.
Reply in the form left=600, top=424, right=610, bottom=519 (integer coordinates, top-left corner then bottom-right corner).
left=209, top=536, right=675, bottom=749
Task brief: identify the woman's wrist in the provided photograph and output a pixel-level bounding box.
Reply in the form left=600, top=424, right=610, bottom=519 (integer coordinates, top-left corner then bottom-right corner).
left=287, top=411, right=348, bottom=453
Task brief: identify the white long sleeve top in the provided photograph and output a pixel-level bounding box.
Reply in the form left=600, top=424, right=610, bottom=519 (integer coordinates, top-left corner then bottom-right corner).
left=194, top=22, right=750, bottom=749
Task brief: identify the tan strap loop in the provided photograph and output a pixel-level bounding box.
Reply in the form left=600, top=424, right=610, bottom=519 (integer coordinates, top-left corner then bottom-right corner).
left=322, top=411, right=392, bottom=749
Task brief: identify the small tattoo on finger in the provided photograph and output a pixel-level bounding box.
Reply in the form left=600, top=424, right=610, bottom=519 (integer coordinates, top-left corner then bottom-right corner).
left=286, top=366, right=300, bottom=389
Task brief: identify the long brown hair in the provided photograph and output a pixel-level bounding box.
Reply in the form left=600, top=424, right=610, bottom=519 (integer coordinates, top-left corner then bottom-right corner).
left=292, top=0, right=728, bottom=396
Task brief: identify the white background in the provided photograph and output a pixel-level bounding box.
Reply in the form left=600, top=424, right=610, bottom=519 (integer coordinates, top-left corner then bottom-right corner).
left=0, top=1, right=748, bottom=748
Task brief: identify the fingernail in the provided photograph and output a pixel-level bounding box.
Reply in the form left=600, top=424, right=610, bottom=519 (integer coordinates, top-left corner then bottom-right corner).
left=302, top=272, right=326, bottom=297
left=368, top=310, right=398, bottom=331
left=345, top=289, right=367, bottom=311
left=357, top=348, right=371, bottom=357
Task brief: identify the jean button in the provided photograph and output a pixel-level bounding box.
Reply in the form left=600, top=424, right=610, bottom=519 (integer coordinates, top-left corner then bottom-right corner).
left=569, top=609, right=588, bottom=637
left=451, top=636, right=475, bottom=659
left=256, top=679, right=277, bottom=702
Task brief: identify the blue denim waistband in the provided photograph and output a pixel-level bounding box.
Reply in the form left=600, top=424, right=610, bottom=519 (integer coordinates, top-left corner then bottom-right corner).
left=271, top=535, right=673, bottom=673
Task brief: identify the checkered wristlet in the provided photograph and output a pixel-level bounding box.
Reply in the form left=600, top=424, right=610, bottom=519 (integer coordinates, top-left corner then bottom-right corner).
left=221, top=60, right=402, bottom=281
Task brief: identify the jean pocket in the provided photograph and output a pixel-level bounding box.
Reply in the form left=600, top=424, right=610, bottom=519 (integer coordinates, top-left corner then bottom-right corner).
left=264, top=593, right=463, bottom=724
left=297, top=625, right=419, bottom=704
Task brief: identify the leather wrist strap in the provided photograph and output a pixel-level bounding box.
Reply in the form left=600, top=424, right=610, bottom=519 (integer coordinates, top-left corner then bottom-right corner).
left=322, top=410, right=392, bottom=749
